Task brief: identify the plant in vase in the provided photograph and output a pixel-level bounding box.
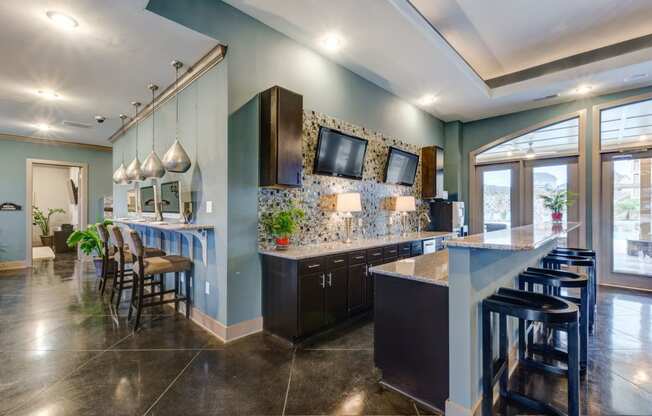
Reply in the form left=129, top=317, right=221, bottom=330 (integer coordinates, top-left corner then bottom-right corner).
left=66, top=220, right=113, bottom=277
left=261, top=202, right=305, bottom=250
left=540, top=187, right=576, bottom=223
left=32, top=206, right=66, bottom=247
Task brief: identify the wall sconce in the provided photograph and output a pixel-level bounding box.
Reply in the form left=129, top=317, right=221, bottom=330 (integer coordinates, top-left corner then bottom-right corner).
left=387, top=196, right=416, bottom=236
left=323, top=192, right=362, bottom=243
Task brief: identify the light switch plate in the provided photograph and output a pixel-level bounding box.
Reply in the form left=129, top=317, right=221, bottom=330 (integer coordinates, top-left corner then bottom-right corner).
left=206, top=201, right=213, bottom=213
left=205, top=281, right=210, bottom=295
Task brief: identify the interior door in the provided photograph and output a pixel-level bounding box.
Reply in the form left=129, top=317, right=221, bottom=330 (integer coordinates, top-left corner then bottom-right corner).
left=523, top=157, right=580, bottom=247
left=601, top=151, right=652, bottom=290
left=474, top=162, right=520, bottom=233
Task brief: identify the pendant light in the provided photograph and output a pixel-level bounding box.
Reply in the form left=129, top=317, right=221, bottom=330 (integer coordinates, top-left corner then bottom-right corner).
left=126, top=101, right=146, bottom=181
left=162, top=60, right=192, bottom=173
left=142, top=84, right=166, bottom=179
left=113, top=114, right=131, bottom=185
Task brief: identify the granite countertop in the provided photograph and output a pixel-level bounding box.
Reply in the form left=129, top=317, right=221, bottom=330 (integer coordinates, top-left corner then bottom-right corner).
left=370, top=250, right=449, bottom=287
left=113, top=218, right=214, bottom=232
left=259, top=231, right=455, bottom=260
left=446, top=222, right=580, bottom=251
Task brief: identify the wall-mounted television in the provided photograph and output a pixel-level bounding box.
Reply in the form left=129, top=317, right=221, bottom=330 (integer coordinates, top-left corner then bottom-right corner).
left=139, top=186, right=155, bottom=213
left=384, top=147, right=419, bottom=186
left=160, top=180, right=181, bottom=214
left=313, top=126, right=368, bottom=180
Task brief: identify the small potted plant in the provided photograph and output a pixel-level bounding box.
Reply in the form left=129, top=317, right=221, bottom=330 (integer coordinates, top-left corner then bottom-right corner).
left=540, top=187, right=576, bottom=223
left=261, top=202, right=305, bottom=250
left=66, top=220, right=113, bottom=277
left=33, top=206, right=65, bottom=247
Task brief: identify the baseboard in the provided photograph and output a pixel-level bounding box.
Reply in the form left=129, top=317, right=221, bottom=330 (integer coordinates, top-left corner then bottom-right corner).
left=0, top=260, right=28, bottom=271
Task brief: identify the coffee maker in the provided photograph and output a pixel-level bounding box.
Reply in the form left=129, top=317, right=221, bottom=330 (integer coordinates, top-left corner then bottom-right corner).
left=428, top=199, right=466, bottom=236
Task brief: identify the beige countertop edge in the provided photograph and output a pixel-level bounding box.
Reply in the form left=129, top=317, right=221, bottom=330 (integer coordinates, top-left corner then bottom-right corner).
left=259, top=231, right=455, bottom=260
left=446, top=222, right=581, bottom=251
left=369, top=250, right=449, bottom=287
left=113, top=219, right=214, bottom=231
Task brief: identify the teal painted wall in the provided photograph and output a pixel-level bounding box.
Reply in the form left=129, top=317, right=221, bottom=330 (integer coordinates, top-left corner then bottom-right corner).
left=0, top=139, right=112, bottom=262
left=451, top=85, right=652, bottom=246
left=112, top=63, right=229, bottom=323
left=148, top=0, right=447, bottom=326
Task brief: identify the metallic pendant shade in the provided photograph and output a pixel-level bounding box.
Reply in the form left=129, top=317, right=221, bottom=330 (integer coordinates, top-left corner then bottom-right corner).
left=126, top=101, right=145, bottom=182
left=113, top=114, right=131, bottom=185
left=162, top=60, right=192, bottom=173
left=142, top=84, right=166, bottom=179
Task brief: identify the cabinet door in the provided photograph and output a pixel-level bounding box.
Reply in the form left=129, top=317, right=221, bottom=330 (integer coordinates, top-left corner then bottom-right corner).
left=348, top=263, right=366, bottom=315
left=299, top=272, right=325, bottom=336
left=324, top=267, right=348, bottom=325
left=277, top=88, right=303, bottom=187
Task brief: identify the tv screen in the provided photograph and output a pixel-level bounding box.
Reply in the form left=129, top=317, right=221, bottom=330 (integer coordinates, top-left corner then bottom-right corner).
left=160, top=181, right=181, bottom=214
left=314, top=127, right=368, bottom=180
left=384, top=147, right=419, bottom=186
left=140, top=186, right=155, bottom=213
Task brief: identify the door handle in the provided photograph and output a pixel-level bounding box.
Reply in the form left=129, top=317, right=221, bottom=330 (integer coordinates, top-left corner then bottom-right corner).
left=333, top=259, right=344, bottom=264
left=320, top=273, right=325, bottom=288
left=308, top=263, right=320, bottom=269
left=327, top=272, right=332, bottom=287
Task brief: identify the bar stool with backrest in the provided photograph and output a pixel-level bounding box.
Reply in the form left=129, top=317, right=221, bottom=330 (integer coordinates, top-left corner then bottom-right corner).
left=542, top=253, right=596, bottom=331
left=96, top=223, right=116, bottom=295
left=108, top=225, right=166, bottom=309
left=482, top=287, right=580, bottom=416
left=519, top=268, right=589, bottom=370
left=550, top=248, right=597, bottom=324
left=125, top=229, right=193, bottom=331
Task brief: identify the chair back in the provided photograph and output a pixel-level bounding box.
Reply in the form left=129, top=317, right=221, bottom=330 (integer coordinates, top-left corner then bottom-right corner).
left=109, top=225, right=125, bottom=249
left=126, top=230, right=145, bottom=258
left=96, top=223, right=110, bottom=245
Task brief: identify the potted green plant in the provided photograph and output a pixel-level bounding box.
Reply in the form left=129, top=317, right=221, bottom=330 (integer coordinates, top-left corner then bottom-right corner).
left=261, top=203, right=305, bottom=250
left=33, top=206, right=65, bottom=247
left=540, top=187, right=576, bottom=223
left=66, top=220, right=113, bottom=277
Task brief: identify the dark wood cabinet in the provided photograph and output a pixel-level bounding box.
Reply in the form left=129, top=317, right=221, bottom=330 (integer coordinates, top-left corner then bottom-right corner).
left=299, top=271, right=325, bottom=336
left=348, top=262, right=366, bottom=315
left=422, top=146, right=444, bottom=199
left=259, top=86, right=303, bottom=188
left=324, top=266, right=348, bottom=325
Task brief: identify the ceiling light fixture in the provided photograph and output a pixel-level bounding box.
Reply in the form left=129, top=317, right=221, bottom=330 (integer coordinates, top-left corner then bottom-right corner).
left=141, top=84, right=166, bottom=179
left=35, top=123, right=50, bottom=132
left=162, top=60, right=192, bottom=173
left=626, top=73, right=648, bottom=82
left=574, top=85, right=593, bottom=95
left=418, top=94, right=437, bottom=106
left=525, top=143, right=535, bottom=159
left=46, top=11, right=78, bottom=29
left=113, top=115, right=131, bottom=185
left=37, top=89, right=59, bottom=100
left=319, top=33, right=343, bottom=52
left=125, top=102, right=145, bottom=182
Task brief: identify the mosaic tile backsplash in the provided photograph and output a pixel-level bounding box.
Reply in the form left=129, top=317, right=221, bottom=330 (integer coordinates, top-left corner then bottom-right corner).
left=258, top=110, right=429, bottom=246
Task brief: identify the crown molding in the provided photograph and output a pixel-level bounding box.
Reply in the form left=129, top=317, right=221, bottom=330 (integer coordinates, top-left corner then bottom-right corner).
left=0, top=133, right=112, bottom=152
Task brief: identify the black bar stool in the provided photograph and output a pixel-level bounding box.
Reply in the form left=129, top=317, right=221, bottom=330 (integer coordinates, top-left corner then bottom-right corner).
left=125, top=230, right=193, bottom=331
left=108, top=226, right=166, bottom=309
left=482, top=287, right=580, bottom=416
left=519, top=268, right=589, bottom=370
left=96, top=223, right=116, bottom=295
left=551, top=248, right=597, bottom=324
left=543, top=253, right=596, bottom=331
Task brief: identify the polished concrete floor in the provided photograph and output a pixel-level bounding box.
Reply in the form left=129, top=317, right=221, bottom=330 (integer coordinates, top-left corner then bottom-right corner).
left=1, top=255, right=651, bottom=415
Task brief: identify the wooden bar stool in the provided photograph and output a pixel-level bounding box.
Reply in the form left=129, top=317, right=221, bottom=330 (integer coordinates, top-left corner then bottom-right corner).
left=96, top=223, right=116, bottom=295
left=125, top=229, right=193, bottom=331
left=108, top=225, right=166, bottom=309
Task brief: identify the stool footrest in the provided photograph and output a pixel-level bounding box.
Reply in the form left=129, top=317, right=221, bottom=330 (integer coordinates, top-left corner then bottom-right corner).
left=142, top=289, right=177, bottom=299
left=528, top=343, right=568, bottom=362
left=140, top=296, right=188, bottom=309
left=505, top=390, right=566, bottom=416
left=520, top=356, right=567, bottom=376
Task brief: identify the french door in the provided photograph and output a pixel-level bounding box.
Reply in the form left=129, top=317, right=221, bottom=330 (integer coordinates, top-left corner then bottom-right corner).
left=600, top=151, right=652, bottom=290
left=474, top=163, right=520, bottom=233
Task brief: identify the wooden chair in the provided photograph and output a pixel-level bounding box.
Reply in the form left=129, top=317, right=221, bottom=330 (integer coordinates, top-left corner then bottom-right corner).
left=96, top=223, right=116, bottom=295
left=125, top=229, right=193, bottom=331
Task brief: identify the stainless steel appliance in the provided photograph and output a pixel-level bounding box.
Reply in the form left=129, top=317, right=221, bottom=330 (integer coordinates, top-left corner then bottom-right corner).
left=428, top=200, right=465, bottom=236
left=423, top=238, right=438, bottom=254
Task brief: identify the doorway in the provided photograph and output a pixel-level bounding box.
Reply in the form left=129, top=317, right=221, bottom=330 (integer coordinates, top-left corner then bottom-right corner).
left=26, top=159, right=88, bottom=267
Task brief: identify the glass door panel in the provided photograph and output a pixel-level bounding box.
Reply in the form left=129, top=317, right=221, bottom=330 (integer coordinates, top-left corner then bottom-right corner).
left=483, top=169, right=512, bottom=231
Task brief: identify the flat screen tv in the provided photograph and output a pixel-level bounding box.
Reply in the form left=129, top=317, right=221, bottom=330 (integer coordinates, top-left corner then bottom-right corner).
left=314, top=126, right=368, bottom=180
left=384, top=147, right=419, bottom=186
left=139, top=186, right=155, bottom=213
left=160, top=181, right=181, bottom=214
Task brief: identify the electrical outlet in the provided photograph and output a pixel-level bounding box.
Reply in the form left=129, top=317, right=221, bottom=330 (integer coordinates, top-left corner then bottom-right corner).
left=206, top=201, right=213, bottom=213
left=205, top=281, right=210, bottom=295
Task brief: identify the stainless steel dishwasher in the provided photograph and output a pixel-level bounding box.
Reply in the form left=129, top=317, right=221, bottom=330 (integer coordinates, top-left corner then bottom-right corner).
left=423, top=238, right=437, bottom=254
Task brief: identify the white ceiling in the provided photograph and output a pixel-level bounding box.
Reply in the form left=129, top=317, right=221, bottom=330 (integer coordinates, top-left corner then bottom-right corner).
left=224, top=0, right=652, bottom=122
left=0, top=0, right=216, bottom=146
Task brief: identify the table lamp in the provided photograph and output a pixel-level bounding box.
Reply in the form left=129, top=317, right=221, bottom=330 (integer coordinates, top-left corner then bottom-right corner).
left=393, top=196, right=416, bottom=236
left=334, top=193, right=362, bottom=243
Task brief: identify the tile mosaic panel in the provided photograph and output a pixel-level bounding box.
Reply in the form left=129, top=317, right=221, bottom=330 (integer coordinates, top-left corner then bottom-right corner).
left=258, top=110, right=429, bottom=246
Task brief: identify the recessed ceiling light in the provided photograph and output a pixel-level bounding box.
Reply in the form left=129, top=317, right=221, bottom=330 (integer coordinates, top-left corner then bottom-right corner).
left=418, top=94, right=437, bottom=106
left=319, top=33, right=343, bottom=52
left=35, top=123, right=50, bottom=132
left=37, top=89, right=59, bottom=100
left=573, top=85, right=593, bottom=95
left=46, top=11, right=78, bottom=29
left=626, top=73, right=648, bottom=82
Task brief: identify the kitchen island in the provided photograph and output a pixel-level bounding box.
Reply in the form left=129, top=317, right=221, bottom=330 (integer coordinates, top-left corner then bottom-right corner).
left=371, top=222, right=580, bottom=415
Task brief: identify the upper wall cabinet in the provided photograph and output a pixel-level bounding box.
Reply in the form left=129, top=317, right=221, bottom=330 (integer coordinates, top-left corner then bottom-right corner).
left=422, top=146, right=444, bottom=199
left=259, top=86, right=303, bottom=188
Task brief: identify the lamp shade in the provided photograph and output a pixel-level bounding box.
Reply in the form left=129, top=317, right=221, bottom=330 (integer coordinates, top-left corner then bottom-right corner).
left=334, top=192, right=362, bottom=213
left=392, top=196, right=416, bottom=212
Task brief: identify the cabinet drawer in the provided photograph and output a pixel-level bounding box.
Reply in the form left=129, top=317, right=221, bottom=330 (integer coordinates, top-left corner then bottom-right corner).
left=383, top=245, right=399, bottom=258
left=299, top=258, right=324, bottom=275
left=411, top=241, right=423, bottom=256
left=348, top=251, right=366, bottom=265
left=399, top=243, right=412, bottom=256
left=327, top=253, right=348, bottom=269
left=366, top=247, right=383, bottom=260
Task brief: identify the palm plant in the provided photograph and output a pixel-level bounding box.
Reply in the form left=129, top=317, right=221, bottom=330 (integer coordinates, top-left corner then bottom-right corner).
left=66, top=220, right=113, bottom=258
left=32, top=206, right=66, bottom=237
left=540, top=186, right=576, bottom=221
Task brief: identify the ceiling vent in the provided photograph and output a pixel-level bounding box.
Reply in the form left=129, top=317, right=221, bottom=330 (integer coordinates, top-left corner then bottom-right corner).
left=533, top=93, right=559, bottom=102
left=62, top=120, right=93, bottom=129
